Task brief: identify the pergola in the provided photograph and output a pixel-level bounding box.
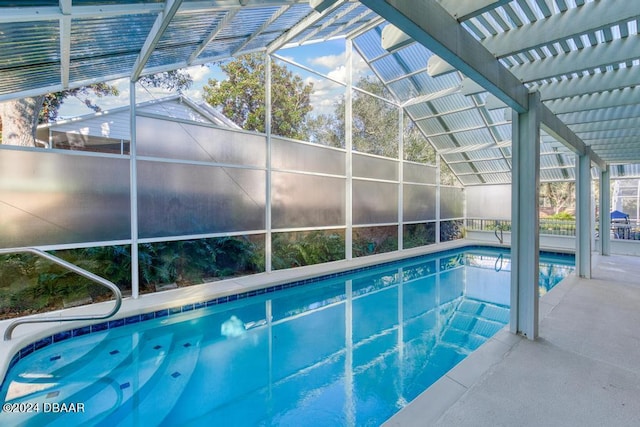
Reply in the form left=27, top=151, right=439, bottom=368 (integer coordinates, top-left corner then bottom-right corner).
left=2, top=0, right=640, bottom=338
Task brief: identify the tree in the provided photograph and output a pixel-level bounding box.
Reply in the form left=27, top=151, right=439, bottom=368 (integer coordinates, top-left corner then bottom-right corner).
left=312, top=77, right=400, bottom=157
left=540, top=181, right=575, bottom=215
left=202, top=54, right=313, bottom=140
left=351, top=78, right=400, bottom=157
left=0, top=70, right=192, bottom=146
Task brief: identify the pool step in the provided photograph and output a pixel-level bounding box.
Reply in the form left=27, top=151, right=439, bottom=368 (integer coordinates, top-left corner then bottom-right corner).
left=94, top=333, right=203, bottom=426
left=457, top=298, right=510, bottom=324
left=0, top=333, right=139, bottom=427
left=437, top=298, right=509, bottom=353
left=46, top=333, right=174, bottom=426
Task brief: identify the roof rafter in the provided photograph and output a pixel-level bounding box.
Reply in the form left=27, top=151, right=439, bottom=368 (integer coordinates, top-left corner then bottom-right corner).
left=509, top=36, right=640, bottom=83
left=232, top=5, right=292, bottom=56
left=187, top=10, right=239, bottom=65
left=131, top=0, right=184, bottom=82
left=568, top=117, right=640, bottom=133
left=533, top=67, right=640, bottom=101
left=438, top=0, right=512, bottom=22
left=0, top=3, right=162, bottom=23
left=482, top=1, right=640, bottom=58
left=59, top=0, right=72, bottom=89
left=296, top=2, right=361, bottom=44
left=559, top=105, right=640, bottom=125
left=267, top=0, right=350, bottom=52
left=359, top=0, right=529, bottom=112
left=324, top=8, right=375, bottom=40
left=544, top=86, right=640, bottom=115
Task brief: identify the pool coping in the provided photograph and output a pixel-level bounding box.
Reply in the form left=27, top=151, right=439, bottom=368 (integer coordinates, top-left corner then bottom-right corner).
left=381, top=253, right=578, bottom=426
left=0, top=238, right=574, bottom=409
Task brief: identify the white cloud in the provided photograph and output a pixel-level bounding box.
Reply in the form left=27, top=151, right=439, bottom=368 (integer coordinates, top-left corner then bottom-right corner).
left=187, top=65, right=212, bottom=83
left=327, top=65, right=347, bottom=83
left=309, top=52, right=375, bottom=84
left=309, top=53, right=345, bottom=70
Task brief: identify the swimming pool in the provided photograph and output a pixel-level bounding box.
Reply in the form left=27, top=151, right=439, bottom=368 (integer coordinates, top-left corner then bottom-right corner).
left=0, top=247, right=574, bottom=426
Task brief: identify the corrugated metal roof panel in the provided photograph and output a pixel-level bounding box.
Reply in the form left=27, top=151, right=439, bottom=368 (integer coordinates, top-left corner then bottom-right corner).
left=0, top=20, right=59, bottom=68
left=266, top=4, right=313, bottom=33
left=540, top=168, right=571, bottom=181
left=157, top=10, right=228, bottom=50
left=447, top=128, right=494, bottom=145
left=71, top=15, right=157, bottom=60
left=0, top=63, right=61, bottom=94
left=427, top=133, right=457, bottom=150
left=429, top=93, right=473, bottom=113
left=416, top=117, right=447, bottom=135
left=405, top=102, right=433, bottom=120
left=480, top=172, right=511, bottom=184
left=387, top=78, right=420, bottom=99
left=353, top=26, right=386, bottom=61
left=464, top=148, right=504, bottom=160
left=469, top=159, right=510, bottom=173
left=459, top=174, right=483, bottom=185
left=439, top=109, right=485, bottom=131
left=450, top=162, right=475, bottom=174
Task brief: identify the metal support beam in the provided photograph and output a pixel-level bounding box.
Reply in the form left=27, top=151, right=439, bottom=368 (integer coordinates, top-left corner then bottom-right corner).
left=435, top=155, right=441, bottom=243
left=599, top=166, right=611, bottom=256
left=576, top=151, right=592, bottom=278
left=298, top=2, right=360, bottom=44
left=438, top=0, right=511, bottom=21
left=398, top=106, right=404, bottom=251
left=267, top=0, right=347, bottom=53
left=232, top=6, right=290, bottom=55
left=359, top=0, right=529, bottom=112
left=59, top=0, right=71, bottom=89
left=540, top=104, right=606, bottom=170
left=188, top=10, right=238, bottom=65
left=510, top=92, right=541, bottom=340
left=266, top=53, right=273, bottom=272
left=345, top=39, right=354, bottom=260
left=129, top=81, right=140, bottom=298
left=131, top=0, right=183, bottom=81
left=381, top=24, right=413, bottom=52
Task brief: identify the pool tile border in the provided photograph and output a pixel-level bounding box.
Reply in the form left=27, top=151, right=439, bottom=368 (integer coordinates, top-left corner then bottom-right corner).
left=2, top=246, right=574, bottom=390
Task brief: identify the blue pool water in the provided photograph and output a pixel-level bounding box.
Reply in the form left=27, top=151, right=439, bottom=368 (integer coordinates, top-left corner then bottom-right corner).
left=0, top=247, right=574, bottom=426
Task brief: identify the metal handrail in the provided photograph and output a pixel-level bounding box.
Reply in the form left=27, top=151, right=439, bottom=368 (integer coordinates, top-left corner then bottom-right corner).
left=0, top=248, right=122, bottom=341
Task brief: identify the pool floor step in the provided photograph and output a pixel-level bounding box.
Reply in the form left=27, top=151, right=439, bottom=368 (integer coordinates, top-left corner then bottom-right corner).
left=3, top=332, right=109, bottom=399
left=448, top=312, right=507, bottom=338
left=2, top=334, right=173, bottom=427
left=0, top=334, right=139, bottom=427
left=47, top=333, right=175, bottom=427
left=94, top=334, right=203, bottom=427
left=2, top=333, right=134, bottom=402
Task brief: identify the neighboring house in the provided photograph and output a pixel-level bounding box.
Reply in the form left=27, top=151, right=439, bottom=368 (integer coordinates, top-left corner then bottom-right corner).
left=36, top=95, right=239, bottom=154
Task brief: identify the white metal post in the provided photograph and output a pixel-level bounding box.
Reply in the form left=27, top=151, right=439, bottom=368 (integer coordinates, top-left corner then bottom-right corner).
left=600, top=166, right=611, bottom=256
left=265, top=53, right=273, bottom=272
left=129, top=80, right=139, bottom=298
left=435, top=155, right=441, bottom=244
left=510, top=92, right=541, bottom=340
left=398, top=107, right=404, bottom=250
left=345, top=39, right=353, bottom=260
left=576, top=152, right=592, bottom=278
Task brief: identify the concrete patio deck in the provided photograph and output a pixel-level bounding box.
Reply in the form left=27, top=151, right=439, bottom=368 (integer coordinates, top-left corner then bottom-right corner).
left=385, top=253, right=640, bottom=426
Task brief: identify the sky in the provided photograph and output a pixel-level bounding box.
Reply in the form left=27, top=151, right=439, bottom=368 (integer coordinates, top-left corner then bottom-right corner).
left=57, top=39, right=378, bottom=120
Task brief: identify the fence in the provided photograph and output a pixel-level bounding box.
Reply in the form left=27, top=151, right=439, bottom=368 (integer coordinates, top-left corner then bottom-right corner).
left=467, top=218, right=576, bottom=237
